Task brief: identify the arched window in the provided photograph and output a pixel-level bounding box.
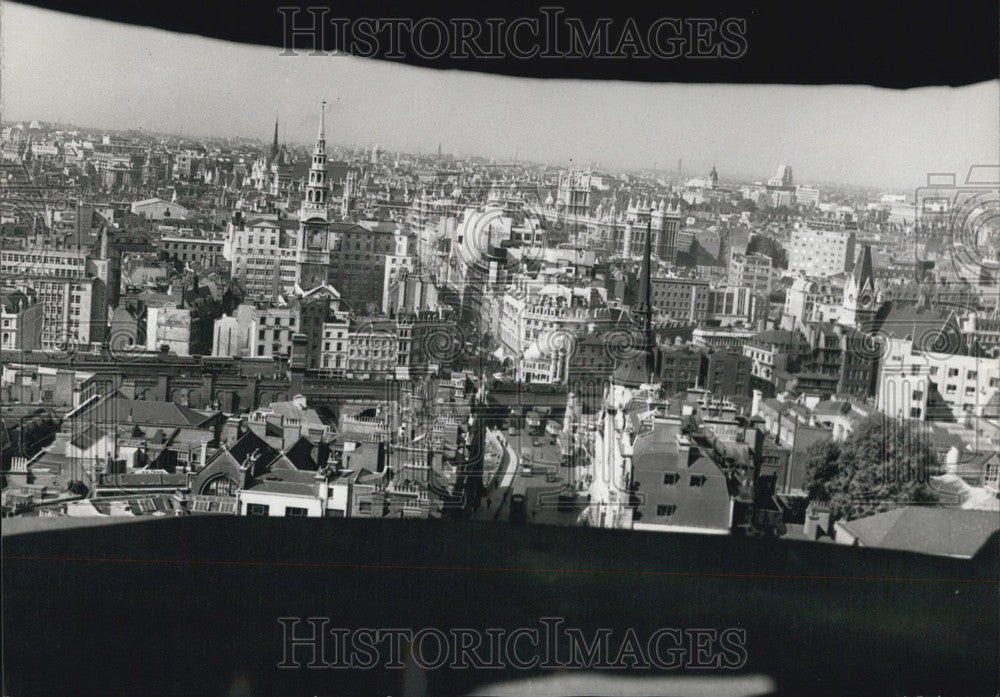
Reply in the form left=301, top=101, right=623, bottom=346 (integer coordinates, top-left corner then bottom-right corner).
left=202, top=474, right=239, bottom=497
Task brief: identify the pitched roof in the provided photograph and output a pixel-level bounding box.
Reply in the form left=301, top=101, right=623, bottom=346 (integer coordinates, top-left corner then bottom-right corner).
left=79, top=393, right=216, bottom=428
left=630, top=419, right=733, bottom=532
left=244, top=468, right=319, bottom=497
left=838, top=507, right=999, bottom=558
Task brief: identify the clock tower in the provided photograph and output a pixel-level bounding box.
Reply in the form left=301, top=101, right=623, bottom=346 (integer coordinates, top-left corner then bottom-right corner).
left=840, top=244, right=878, bottom=329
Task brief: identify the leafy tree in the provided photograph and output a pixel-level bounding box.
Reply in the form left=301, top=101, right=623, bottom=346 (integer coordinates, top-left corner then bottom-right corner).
left=801, top=414, right=938, bottom=522
left=746, top=235, right=788, bottom=269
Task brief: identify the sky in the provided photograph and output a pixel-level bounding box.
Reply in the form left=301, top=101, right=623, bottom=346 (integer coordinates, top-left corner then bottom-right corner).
left=2, top=2, right=997, bottom=191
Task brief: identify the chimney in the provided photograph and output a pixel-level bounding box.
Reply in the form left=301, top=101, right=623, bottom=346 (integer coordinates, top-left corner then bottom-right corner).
left=751, top=389, right=763, bottom=417
left=945, top=445, right=961, bottom=473
left=675, top=433, right=695, bottom=468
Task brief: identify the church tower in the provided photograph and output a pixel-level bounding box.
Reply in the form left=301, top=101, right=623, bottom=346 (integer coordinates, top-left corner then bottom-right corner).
left=841, top=244, right=879, bottom=329
left=296, top=101, right=332, bottom=290
left=300, top=101, right=329, bottom=221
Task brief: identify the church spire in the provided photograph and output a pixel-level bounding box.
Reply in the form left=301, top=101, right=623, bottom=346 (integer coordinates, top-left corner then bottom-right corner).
left=851, top=243, right=875, bottom=292
left=299, top=100, right=329, bottom=221
left=841, top=244, right=878, bottom=329
left=271, top=114, right=279, bottom=158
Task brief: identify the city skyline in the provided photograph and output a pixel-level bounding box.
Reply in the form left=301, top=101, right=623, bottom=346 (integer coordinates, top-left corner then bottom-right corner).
left=4, top=1, right=998, bottom=192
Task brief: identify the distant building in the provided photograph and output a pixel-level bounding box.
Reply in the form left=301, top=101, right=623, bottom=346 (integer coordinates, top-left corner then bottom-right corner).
left=705, top=350, right=752, bottom=398
left=788, top=227, right=856, bottom=278
left=657, top=343, right=707, bottom=394
left=130, top=198, right=191, bottom=222
left=649, top=277, right=711, bottom=323
left=1, top=287, right=44, bottom=352
left=795, top=185, right=820, bottom=207
left=707, top=286, right=766, bottom=327
left=728, top=251, right=774, bottom=296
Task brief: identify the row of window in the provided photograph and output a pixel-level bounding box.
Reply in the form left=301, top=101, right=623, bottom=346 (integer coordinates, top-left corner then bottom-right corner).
left=246, top=503, right=309, bottom=516
left=663, top=473, right=707, bottom=487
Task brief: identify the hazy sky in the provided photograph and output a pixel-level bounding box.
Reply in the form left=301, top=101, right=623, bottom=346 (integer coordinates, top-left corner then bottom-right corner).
left=3, top=2, right=997, bottom=190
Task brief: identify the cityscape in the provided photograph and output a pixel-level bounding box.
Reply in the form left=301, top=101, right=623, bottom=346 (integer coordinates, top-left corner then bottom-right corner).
left=2, top=100, right=998, bottom=554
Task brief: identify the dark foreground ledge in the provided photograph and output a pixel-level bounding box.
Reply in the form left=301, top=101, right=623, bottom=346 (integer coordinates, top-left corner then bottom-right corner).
left=3, top=516, right=997, bottom=696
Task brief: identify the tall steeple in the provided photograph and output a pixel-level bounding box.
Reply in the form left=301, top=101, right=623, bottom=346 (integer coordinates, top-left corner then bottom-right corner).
left=295, top=101, right=333, bottom=290
left=300, top=100, right=329, bottom=221
left=841, top=244, right=878, bottom=329
left=271, top=114, right=280, bottom=159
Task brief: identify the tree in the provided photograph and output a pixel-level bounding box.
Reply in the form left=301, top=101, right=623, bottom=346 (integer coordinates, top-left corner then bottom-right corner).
left=801, top=414, right=939, bottom=522
left=746, top=235, right=788, bottom=269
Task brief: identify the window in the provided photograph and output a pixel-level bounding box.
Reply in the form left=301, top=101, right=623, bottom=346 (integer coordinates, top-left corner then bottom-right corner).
left=689, top=474, right=707, bottom=487
left=246, top=503, right=270, bottom=516
left=285, top=507, right=308, bottom=517
left=912, top=390, right=923, bottom=401
left=663, top=472, right=679, bottom=485
left=656, top=505, right=677, bottom=517
left=948, top=368, right=959, bottom=377
left=967, top=370, right=977, bottom=380
left=358, top=500, right=373, bottom=514
left=946, top=385, right=957, bottom=394
left=910, top=407, right=922, bottom=418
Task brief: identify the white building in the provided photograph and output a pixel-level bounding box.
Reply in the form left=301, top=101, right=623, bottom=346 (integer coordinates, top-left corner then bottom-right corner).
left=788, top=227, right=856, bottom=278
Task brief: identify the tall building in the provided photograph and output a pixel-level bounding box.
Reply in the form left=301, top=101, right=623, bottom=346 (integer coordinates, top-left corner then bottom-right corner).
left=728, top=251, right=774, bottom=296
left=768, top=164, right=794, bottom=188
left=1, top=240, right=107, bottom=348
left=226, top=215, right=301, bottom=300
left=788, top=227, right=856, bottom=278
left=765, top=164, right=796, bottom=207
left=555, top=171, right=594, bottom=218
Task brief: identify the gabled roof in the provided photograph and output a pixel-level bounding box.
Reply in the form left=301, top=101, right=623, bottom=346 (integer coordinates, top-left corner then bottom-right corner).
left=874, top=301, right=960, bottom=343
left=282, top=437, right=320, bottom=471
